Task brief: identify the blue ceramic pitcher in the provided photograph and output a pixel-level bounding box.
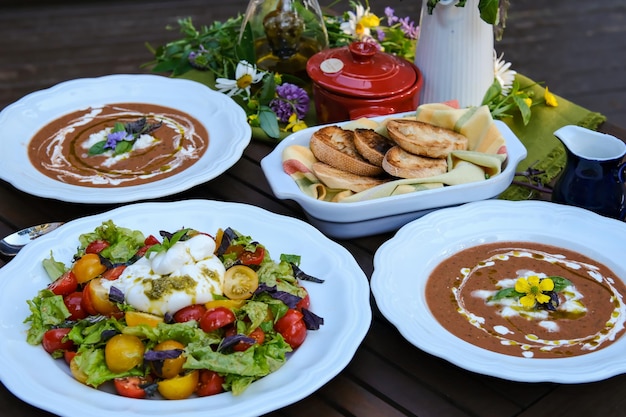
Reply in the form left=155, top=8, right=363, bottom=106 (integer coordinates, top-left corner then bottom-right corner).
left=551, top=125, right=626, bottom=220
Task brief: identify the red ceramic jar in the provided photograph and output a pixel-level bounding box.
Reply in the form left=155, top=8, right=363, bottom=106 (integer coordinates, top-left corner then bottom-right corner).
left=306, top=42, right=423, bottom=124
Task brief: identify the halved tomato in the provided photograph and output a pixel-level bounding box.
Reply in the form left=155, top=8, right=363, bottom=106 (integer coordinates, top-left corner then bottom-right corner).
left=223, top=265, right=259, bottom=300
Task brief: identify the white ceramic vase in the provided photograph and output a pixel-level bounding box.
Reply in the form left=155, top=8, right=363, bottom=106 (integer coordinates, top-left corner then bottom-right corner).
left=414, top=0, right=494, bottom=108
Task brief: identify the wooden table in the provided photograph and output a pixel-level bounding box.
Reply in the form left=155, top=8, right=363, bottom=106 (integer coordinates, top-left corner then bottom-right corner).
left=2, top=1, right=626, bottom=416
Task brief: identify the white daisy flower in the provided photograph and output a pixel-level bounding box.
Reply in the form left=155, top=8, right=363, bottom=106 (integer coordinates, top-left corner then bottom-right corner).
left=215, top=60, right=264, bottom=99
left=340, top=3, right=380, bottom=40
left=494, top=51, right=517, bottom=95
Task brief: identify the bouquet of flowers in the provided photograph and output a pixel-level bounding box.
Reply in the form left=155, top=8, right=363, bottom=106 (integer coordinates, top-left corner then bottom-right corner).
left=144, top=0, right=555, bottom=141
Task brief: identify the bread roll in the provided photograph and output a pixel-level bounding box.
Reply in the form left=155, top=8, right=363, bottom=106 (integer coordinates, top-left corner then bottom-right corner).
left=386, top=119, right=468, bottom=159
left=382, top=146, right=448, bottom=179
left=309, top=126, right=383, bottom=177
left=312, top=162, right=389, bottom=192
left=353, top=128, right=395, bottom=167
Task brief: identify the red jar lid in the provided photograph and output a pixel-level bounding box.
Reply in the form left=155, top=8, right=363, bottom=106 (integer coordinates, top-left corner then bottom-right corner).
left=306, top=42, right=419, bottom=98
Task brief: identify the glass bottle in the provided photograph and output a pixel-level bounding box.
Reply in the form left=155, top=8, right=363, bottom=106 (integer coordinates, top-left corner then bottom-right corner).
left=240, top=0, right=329, bottom=80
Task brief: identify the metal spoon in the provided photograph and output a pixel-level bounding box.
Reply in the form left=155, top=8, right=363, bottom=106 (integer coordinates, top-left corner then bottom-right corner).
left=0, top=222, right=64, bottom=257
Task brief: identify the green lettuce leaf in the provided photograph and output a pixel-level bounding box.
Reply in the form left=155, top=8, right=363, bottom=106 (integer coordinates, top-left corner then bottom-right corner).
left=24, top=290, right=71, bottom=345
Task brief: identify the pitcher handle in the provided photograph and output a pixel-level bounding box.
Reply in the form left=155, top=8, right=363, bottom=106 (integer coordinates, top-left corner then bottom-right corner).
left=619, top=161, right=626, bottom=183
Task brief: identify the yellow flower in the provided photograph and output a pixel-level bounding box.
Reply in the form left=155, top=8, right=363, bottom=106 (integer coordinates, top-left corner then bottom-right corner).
left=283, top=113, right=307, bottom=132
left=523, top=97, right=532, bottom=107
left=360, top=13, right=380, bottom=29
left=515, top=275, right=554, bottom=308
left=247, top=114, right=260, bottom=127
left=544, top=86, right=559, bottom=107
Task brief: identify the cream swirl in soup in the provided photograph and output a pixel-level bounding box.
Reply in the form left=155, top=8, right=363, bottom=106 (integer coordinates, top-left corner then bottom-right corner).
left=426, top=242, right=626, bottom=358
left=27, top=103, right=209, bottom=187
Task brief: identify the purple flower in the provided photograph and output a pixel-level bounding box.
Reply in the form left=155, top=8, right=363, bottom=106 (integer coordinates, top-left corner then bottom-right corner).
left=385, top=7, right=399, bottom=25
left=269, top=83, right=310, bottom=123
left=105, top=130, right=133, bottom=150
left=399, top=16, right=419, bottom=40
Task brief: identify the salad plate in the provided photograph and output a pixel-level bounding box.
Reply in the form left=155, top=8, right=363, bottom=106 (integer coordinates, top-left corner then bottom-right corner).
left=0, top=200, right=371, bottom=417
left=0, top=74, right=251, bottom=203
left=371, top=200, right=626, bottom=383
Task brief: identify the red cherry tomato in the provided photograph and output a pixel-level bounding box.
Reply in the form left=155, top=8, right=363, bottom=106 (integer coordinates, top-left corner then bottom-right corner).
left=173, top=304, right=207, bottom=323
left=64, top=350, right=77, bottom=365
left=85, top=239, right=110, bottom=254
left=101, top=265, right=126, bottom=281
left=296, top=288, right=310, bottom=311
left=225, top=326, right=265, bottom=351
left=63, top=291, right=87, bottom=320
left=42, top=328, right=74, bottom=354
left=196, top=370, right=225, bottom=397
left=47, top=271, right=78, bottom=296
left=239, top=246, right=265, bottom=265
left=199, top=307, right=236, bottom=333
left=274, top=309, right=307, bottom=349
left=134, top=235, right=161, bottom=258
left=114, top=376, right=152, bottom=399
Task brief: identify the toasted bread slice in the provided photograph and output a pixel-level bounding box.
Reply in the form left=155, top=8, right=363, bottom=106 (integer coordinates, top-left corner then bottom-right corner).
left=312, top=162, right=389, bottom=193
left=386, top=119, right=468, bottom=159
left=309, top=126, right=384, bottom=177
left=353, top=128, right=395, bottom=167
left=382, top=146, right=448, bottom=179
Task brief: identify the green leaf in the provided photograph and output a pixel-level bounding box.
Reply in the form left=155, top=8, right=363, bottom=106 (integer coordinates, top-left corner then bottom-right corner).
left=112, top=122, right=126, bottom=133
left=549, top=276, right=572, bottom=293
left=491, top=287, right=524, bottom=301
left=481, top=79, right=502, bottom=106
left=114, top=140, right=133, bottom=155
left=236, top=22, right=256, bottom=64
left=512, top=95, right=532, bottom=125
left=42, top=252, right=67, bottom=280
left=88, top=140, right=108, bottom=156
left=478, top=0, right=500, bottom=25
left=259, top=106, right=280, bottom=139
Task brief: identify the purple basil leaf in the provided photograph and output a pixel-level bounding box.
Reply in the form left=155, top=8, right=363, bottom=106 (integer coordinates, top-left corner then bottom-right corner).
left=218, top=334, right=256, bottom=351
left=108, top=286, right=125, bottom=304
left=100, top=329, right=118, bottom=343
left=144, top=348, right=183, bottom=361
left=291, top=263, right=324, bottom=283
left=302, top=308, right=324, bottom=330
left=254, top=283, right=276, bottom=295
left=271, top=291, right=301, bottom=309
left=255, top=283, right=300, bottom=308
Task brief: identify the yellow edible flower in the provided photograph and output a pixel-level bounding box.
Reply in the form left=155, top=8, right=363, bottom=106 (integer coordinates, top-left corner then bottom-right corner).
left=283, top=113, right=307, bottom=132
left=544, top=86, right=559, bottom=107
left=515, top=275, right=554, bottom=308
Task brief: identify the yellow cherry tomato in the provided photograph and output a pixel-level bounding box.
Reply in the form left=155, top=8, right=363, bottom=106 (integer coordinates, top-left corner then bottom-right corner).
left=83, top=277, right=121, bottom=317
left=125, top=311, right=164, bottom=328
left=151, top=340, right=186, bottom=379
left=72, top=253, right=106, bottom=284
left=157, top=370, right=199, bottom=400
left=69, top=355, right=89, bottom=384
left=204, top=299, right=246, bottom=310
left=223, top=265, right=259, bottom=300
left=105, top=334, right=145, bottom=373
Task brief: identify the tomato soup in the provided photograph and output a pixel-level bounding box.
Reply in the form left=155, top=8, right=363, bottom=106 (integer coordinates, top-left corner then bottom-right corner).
left=28, top=103, right=209, bottom=187
left=426, top=242, right=626, bottom=358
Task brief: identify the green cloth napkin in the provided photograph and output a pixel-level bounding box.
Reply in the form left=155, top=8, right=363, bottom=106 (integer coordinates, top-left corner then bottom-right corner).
left=499, top=74, right=606, bottom=200
left=178, top=70, right=606, bottom=200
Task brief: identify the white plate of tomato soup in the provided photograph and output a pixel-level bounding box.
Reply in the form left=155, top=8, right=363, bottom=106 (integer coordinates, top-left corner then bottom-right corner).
left=0, top=74, right=251, bottom=203
left=0, top=199, right=371, bottom=417
left=371, top=200, right=626, bottom=383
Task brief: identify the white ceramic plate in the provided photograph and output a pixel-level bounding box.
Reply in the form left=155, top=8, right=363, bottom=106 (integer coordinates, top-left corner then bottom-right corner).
left=260, top=114, right=526, bottom=239
left=0, top=75, right=251, bottom=203
left=0, top=200, right=371, bottom=416
left=371, top=200, right=626, bottom=383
